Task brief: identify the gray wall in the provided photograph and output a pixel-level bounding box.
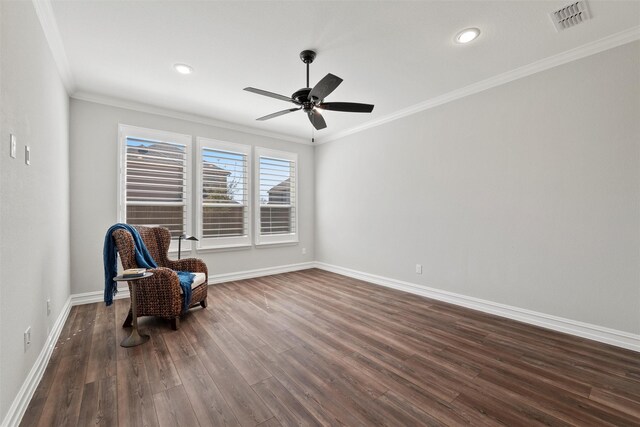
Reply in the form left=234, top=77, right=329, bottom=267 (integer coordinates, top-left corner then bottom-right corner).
left=0, top=1, right=70, bottom=421
left=69, top=99, right=314, bottom=295
left=315, top=41, right=640, bottom=334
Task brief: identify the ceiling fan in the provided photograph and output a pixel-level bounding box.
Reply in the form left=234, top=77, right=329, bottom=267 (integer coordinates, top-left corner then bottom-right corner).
left=244, top=50, right=374, bottom=131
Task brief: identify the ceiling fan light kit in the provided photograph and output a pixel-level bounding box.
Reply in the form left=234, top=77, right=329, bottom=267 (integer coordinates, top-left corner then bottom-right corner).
left=244, top=50, right=375, bottom=131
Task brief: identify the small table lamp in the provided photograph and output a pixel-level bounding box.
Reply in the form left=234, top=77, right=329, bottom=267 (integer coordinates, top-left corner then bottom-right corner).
left=178, top=234, right=198, bottom=259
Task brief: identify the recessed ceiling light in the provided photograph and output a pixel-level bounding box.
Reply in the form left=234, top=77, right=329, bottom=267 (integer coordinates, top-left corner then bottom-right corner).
left=455, top=28, right=481, bottom=44
left=173, top=63, right=193, bottom=75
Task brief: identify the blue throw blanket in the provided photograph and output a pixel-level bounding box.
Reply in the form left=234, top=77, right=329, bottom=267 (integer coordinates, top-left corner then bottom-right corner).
left=103, top=223, right=194, bottom=312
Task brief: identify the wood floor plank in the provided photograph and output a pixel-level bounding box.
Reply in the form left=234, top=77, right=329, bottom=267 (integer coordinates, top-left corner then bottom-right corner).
left=472, top=370, right=629, bottom=426
left=375, top=391, right=446, bottom=427
left=286, top=344, right=388, bottom=400
left=590, top=386, right=640, bottom=419
left=195, top=310, right=272, bottom=386
left=116, top=349, right=159, bottom=427
left=251, top=377, right=322, bottom=427
left=152, top=385, right=201, bottom=427
left=60, top=303, right=97, bottom=359
left=22, top=269, right=640, bottom=426
left=196, top=343, right=273, bottom=426
left=277, top=347, right=390, bottom=425
left=18, top=361, right=60, bottom=427
left=142, top=326, right=182, bottom=394
left=249, top=345, right=365, bottom=426
left=256, top=418, right=282, bottom=427
left=77, top=376, right=117, bottom=427
left=162, top=328, right=197, bottom=361
left=173, top=355, right=240, bottom=427
left=21, top=307, right=85, bottom=427
left=85, top=304, right=117, bottom=383
left=36, top=353, right=88, bottom=427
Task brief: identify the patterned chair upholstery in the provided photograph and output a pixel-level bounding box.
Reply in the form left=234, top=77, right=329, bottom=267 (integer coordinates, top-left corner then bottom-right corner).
left=112, top=225, right=208, bottom=330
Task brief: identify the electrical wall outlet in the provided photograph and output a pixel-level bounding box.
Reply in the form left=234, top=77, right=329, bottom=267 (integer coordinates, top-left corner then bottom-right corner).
left=415, top=264, right=423, bottom=274
left=47, top=299, right=51, bottom=316
left=25, top=146, right=31, bottom=165
left=302, top=247, right=307, bottom=255
left=24, top=327, right=32, bottom=352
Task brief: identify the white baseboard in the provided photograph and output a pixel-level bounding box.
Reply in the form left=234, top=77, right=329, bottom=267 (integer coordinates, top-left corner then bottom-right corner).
left=69, top=262, right=316, bottom=305
left=65, top=260, right=639, bottom=353
left=1, top=296, right=72, bottom=427
left=71, top=283, right=131, bottom=306
left=314, top=262, right=640, bottom=353
left=208, top=262, right=315, bottom=284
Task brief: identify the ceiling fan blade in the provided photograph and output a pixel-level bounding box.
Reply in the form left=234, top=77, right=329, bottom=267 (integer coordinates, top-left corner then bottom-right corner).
left=317, top=102, right=374, bottom=113
left=309, top=73, right=343, bottom=101
left=244, top=87, right=296, bottom=104
left=308, top=109, right=327, bottom=130
left=256, top=107, right=301, bottom=121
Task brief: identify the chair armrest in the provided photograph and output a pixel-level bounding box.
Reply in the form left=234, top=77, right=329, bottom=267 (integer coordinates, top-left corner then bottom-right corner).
left=164, top=258, right=208, bottom=277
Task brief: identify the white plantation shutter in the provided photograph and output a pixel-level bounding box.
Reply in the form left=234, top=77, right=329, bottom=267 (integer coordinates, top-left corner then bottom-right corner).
left=118, top=125, right=192, bottom=245
left=198, top=138, right=251, bottom=248
left=255, top=147, right=298, bottom=245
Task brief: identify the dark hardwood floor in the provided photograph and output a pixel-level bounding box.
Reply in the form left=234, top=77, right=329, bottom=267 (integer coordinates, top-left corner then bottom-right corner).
left=21, top=268, right=640, bottom=426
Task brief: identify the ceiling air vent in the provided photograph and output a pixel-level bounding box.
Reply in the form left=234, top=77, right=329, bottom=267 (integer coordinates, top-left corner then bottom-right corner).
left=550, top=1, right=591, bottom=31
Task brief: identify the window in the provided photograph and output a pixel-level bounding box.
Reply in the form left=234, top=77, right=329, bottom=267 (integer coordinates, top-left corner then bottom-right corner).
left=118, top=125, right=192, bottom=250
left=197, top=138, right=251, bottom=249
left=255, top=147, right=298, bottom=245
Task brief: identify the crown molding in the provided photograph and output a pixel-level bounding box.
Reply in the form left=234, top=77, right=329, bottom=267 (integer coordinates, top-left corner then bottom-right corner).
left=318, top=25, right=640, bottom=144
left=71, top=91, right=311, bottom=145
left=33, top=0, right=639, bottom=146
left=32, top=0, right=75, bottom=94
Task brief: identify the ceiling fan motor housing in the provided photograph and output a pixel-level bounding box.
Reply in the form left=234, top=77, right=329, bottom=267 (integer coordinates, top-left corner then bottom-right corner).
left=292, top=88, right=316, bottom=111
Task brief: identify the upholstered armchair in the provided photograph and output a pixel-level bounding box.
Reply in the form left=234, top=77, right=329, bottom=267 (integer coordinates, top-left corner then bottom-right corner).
left=112, top=225, right=208, bottom=330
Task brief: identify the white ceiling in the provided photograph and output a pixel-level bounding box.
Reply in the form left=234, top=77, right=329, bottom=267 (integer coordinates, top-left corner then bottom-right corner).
left=49, top=0, right=640, bottom=142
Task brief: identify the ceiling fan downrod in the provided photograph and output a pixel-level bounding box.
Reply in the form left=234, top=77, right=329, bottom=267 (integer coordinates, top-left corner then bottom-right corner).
left=300, top=50, right=316, bottom=89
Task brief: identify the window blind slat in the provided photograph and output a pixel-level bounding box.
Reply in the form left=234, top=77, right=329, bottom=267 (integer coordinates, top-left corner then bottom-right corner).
left=201, top=146, right=249, bottom=240
left=259, top=155, right=295, bottom=237
left=125, top=136, right=188, bottom=238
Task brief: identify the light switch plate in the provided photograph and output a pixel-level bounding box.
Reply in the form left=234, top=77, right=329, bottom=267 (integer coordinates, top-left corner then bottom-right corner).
left=10, top=134, right=16, bottom=158
left=25, top=146, right=30, bottom=165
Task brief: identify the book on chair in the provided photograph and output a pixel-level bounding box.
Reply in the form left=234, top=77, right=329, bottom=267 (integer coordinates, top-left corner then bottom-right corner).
left=123, top=268, right=147, bottom=278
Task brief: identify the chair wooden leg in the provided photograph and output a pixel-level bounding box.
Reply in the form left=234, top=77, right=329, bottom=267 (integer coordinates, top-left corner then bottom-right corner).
left=200, top=298, right=207, bottom=309
left=123, top=310, right=133, bottom=328
left=170, top=317, right=180, bottom=331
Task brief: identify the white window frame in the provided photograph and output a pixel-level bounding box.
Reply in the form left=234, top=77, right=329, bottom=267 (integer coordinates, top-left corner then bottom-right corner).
left=254, top=147, right=299, bottom=246
left=196, top=137, right=252, bottom=250
left=117, top=124, right=193, bottom=253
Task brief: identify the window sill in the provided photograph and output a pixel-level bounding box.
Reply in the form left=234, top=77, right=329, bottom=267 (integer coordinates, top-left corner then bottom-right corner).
left=254, top=241, right=299, bottom=248
left=197, top=244, right=253, bottom=253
